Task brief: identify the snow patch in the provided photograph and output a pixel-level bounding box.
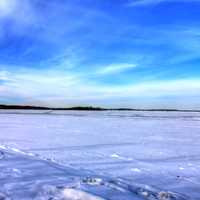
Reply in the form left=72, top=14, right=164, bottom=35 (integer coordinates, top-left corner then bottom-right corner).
left=131, top=168, right=142, bottom=173
left=110, top=153, right=133, bottom=161
left=63, top=188, right=105, bottom=200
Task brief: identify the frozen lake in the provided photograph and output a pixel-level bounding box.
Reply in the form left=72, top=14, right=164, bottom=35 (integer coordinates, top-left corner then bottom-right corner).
left=0, top=110, right=200, bottom=199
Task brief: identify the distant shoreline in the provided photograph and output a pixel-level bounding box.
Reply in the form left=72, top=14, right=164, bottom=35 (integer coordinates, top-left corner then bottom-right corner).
left=0, top=104, right=200, bottom=112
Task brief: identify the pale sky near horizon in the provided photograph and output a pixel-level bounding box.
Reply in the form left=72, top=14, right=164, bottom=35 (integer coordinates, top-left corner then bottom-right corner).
left=0, top=0, right=200, bottom=109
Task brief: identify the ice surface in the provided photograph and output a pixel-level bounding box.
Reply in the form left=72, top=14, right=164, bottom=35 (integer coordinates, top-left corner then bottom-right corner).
left=0, top=110, right=200, bottom=199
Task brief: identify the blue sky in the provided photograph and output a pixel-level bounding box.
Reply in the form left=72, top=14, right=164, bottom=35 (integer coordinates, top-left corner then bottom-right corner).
left=0, top=0, right=200, bottom=108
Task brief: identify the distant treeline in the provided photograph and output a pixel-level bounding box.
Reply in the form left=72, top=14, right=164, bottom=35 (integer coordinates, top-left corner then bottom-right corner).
left=0, top=104, right=200, bottom=112
left=0, top=105, right=50, bottom=110
left=0, top=105, right=104, bottom=110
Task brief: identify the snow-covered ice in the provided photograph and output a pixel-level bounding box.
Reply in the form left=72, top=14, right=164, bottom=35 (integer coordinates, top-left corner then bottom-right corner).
left=0, top=110, right=200, bottom=199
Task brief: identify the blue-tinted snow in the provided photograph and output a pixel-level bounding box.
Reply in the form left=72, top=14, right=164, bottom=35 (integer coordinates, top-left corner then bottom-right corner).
left=0, top=110, right=200, bottom=199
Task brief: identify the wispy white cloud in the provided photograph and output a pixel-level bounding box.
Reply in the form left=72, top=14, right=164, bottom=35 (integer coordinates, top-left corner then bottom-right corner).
left=128, top=0, right=200, bottom=6
left=114, top=79, right=200, bottom=97
left=0, top=0, right=17, bottom=17
left=0, top=70, right=10, bottom=81
left=0, top=0, right=35, bottom=22
left=1, top=68, right=200, bottom=108
left=0, top=0, right=38, bottom=43
left=97, top=63, right=137, bottom=75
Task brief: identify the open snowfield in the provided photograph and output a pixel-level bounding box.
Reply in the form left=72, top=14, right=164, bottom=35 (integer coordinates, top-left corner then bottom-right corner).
left=0, top=110, right=200, bottom=199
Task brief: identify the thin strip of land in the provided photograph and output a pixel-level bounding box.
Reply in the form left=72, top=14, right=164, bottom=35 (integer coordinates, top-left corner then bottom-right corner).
left=0, top=104, right=200, bottom=112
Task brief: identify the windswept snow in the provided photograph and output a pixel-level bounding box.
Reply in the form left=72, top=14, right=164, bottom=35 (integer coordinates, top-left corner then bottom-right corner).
left=0, top=110, right=200, bottom=199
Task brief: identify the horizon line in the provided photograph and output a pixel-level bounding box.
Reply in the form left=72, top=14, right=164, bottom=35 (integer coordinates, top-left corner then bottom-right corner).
left=0, top=104, right=200, bottom=112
